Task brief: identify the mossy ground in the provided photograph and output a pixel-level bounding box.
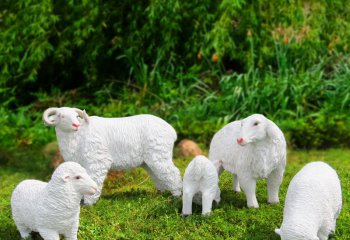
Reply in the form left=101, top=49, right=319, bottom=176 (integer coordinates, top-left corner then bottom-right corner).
left=0, top=149, right=349, bottom=239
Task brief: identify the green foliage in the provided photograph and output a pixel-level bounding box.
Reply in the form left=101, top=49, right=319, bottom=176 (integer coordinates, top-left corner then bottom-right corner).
left=1, top=149, right=350, bottom=239
left=282, top=114, right=350, bottom=149
left=0, top=57, right=349, bottom=149
left=0, top=0, right=349, bottom=148
left=113, top=61, right=349, bottom=147
left=1, top=0, right=350, bottom=103
left=0, top=106, right=54, bottom=153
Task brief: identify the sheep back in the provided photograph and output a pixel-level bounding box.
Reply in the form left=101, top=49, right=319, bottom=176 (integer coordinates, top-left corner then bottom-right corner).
left=279, top=161, right=342, bottom=238
left=183, top=155, right=219, bottom=197
left=58, top=114, right=177, bottom=170
left=11, top=180, right=47, bottom=232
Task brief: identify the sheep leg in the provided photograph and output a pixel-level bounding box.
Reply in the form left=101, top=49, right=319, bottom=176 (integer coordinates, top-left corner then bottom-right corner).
left=38, top=228, right=59, bottom=240
left=320, top=220, right=335, bottom=239
left=16, top=224, right=31, bottom=239
left=142, top=164, right=166, bottom=192
left=182, top=189, right=195, bottom=216
left=145, top=159, right=182, bottom=197
left=64, top=234, right=78, bottom=240
left=214, top=188, right=221, bottom=204
left=317, top=231, right=328, bottom=240
left=233, top=174, right=241, bottom=192
left=217, top=163, right=224, bottom=176
left=267, top=168, right=283, bottom=204
left=64, top=222, right=78, bottom=240
left=202, top=192, right=215, bottom=215
left=83, top=157, right=113, bottom=205
left=238, top=176, right=259, bottom=208
left=330, top=219, right=336, bottom=233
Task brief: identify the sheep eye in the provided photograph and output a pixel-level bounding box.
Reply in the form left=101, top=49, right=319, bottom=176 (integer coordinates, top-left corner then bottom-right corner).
left=253, top=122, right=259, bottom=126
left=75, top=176, right=81, bottom=180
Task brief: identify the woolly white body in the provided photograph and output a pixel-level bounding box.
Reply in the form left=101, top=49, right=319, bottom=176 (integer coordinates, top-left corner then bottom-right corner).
left=209, top=114, right=286, bottom=208
left=43, top=107, right=182, bottom=205
left=275, top=161, right=342, bottom=240
left=11, top=162, right=97, bottom=240
left=182, top=155, right=220, bottom=215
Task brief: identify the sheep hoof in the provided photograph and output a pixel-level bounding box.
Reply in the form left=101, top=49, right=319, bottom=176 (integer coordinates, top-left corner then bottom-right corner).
left=202, top=212, right=212, bottom=217
left=171, top=190, right=182, bottom=198
left=268, top=200, right=280, bottom=205
left=181, top=213, right=191, bottom=218
left=82, top=198, right=96, bottom=206
left=247, top=203, right=259, bottom=208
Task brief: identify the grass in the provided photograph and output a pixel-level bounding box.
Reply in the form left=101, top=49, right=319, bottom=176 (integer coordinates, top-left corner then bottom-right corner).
left=0, top=148, right=350, bottom=239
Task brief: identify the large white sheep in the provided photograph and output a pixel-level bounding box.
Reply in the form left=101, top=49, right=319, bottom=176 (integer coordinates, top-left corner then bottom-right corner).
left=43, top=107, right=182, bottom=205
left=209, top=114, right=286, bottom=208
left=182, top=155, right=221, bottom=216
left=11, top=162, right=97, bottom=240
left=275, top=161, right=342, bottom=240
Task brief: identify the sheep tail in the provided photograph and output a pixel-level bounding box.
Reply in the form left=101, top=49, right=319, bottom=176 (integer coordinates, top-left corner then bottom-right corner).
left=191, top=158, right=203, bottom=181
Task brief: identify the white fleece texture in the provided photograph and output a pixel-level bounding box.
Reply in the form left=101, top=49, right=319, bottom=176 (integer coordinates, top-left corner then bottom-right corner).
left=43, top=107, right=182, bottom=205
left=11, top=162, right=97, bottom=240
left=182, top=155, right=220, bottom=215
left=275, top=161, right=342, bottom=240
left=209, top=114, right=286, bottom=208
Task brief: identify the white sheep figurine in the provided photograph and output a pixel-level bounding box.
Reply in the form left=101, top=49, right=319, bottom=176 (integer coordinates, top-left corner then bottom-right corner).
left=182, top=155, right=221, bottom=216
left=11, top=162, right=97, bottom=240
left=43, top=107, right=182, bottom=205
left=209, top=114, right=286, bottom=208
left=275, top=161, right=342, bottom=240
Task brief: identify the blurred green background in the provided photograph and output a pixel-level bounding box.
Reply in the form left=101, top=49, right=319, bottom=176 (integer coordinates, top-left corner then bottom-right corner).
left=0, top=0, right=350, bottom=152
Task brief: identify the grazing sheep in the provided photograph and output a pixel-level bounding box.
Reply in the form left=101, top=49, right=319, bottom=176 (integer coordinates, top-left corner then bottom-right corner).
left=43, top=107, right=182, bottom=205
left=182, top=155, right=221, bottom=216
left=11, top=162, right=97, bottom=240
left=209, top=114, right=286, bottom=208
left=275, top=161, right=342, bottom=240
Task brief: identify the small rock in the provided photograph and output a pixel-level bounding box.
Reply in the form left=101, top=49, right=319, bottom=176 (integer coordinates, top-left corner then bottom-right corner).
left=106, top=171, right=124, bottom=181
left=177, top=139, right=203, bottom=157
left=51, top=150, right=64, bottom=169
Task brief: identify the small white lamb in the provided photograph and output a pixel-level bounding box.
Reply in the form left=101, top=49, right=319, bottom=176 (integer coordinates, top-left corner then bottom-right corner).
left=182, top=155, right=221, bottom=216
left=209, top=114, right=286, bottom=208
left=43, top=107, right=182, bottom=205
left=275, top=161, right=342, bottom=240
left=11, top=162, right=97, bottom=240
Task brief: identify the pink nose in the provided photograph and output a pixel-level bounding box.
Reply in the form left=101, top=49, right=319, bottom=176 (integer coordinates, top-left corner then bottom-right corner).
left=237, top=138, right=244, bottom=144
left=72, top=123, right=80, bottom=128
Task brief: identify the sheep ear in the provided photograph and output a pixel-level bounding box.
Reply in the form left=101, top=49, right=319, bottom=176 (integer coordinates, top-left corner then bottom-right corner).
left=266, top=120, right=279, bottom=139
left=274, top=228, right=281, bottom=236
left=74, top=108, right=89, bottom=124
left=82, top=110, right=89, bottom=124
left=62, top=175, right=70, bottom=182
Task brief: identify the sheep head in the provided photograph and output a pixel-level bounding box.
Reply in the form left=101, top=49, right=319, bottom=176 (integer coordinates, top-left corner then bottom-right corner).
left=53, top=162, right=98, bottom=196
left=43, top=107, right=89, bottom=133
left=236, top=114, right=269, bottom=146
